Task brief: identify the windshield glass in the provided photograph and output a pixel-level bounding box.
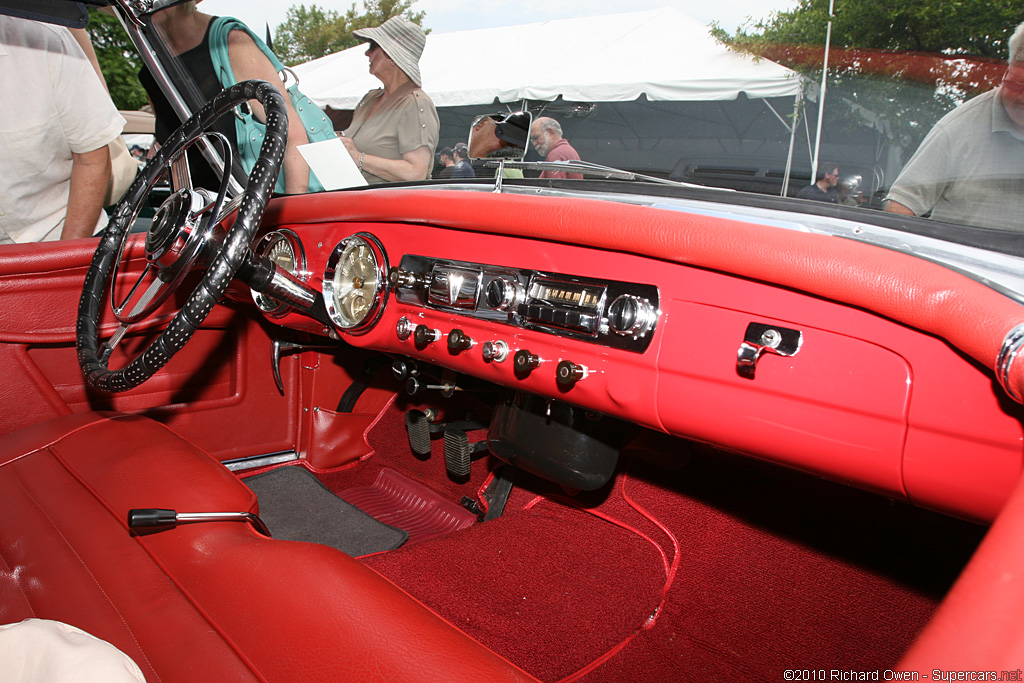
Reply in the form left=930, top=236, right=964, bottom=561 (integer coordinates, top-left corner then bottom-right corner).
left=112, top=0, right=1024, bottom=236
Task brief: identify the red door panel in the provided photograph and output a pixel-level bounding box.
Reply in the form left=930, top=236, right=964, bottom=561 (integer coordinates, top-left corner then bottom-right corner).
left=0, top=237, right=297, bottom=461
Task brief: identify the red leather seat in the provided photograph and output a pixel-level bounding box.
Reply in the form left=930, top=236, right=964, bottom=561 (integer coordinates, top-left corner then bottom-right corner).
left=0, top=412, right=537, bottom=682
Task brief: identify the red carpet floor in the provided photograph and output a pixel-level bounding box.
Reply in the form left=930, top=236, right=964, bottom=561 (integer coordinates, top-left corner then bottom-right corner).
left=311, top=402, right=984, bottom=682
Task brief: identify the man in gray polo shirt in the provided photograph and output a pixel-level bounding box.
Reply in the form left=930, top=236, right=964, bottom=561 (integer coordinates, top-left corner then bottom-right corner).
left=885, top=20, right=1024, bottom=231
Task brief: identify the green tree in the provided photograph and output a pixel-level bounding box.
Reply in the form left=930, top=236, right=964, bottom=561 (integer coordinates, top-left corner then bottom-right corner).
left=713, top=0, right=1024, bottom=149
left=86, top=8, right=148, bottom=110
left=274, top=0, right=426, bottom=67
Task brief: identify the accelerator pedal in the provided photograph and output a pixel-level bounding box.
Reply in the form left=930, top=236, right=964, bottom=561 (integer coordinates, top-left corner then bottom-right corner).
left=443, top=428, right=489, bottom=480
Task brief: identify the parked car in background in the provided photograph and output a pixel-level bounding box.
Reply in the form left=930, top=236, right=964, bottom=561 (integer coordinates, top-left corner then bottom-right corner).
left=2, top=1, right=1024, bottom=681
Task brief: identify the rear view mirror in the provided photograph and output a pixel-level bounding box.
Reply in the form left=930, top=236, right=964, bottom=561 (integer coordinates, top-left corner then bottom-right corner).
left=468, top=111, right=532, bottom=161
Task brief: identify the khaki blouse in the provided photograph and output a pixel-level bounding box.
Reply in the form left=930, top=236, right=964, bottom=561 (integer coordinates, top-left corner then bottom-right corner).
left=344, top=81, right=440, bottom=183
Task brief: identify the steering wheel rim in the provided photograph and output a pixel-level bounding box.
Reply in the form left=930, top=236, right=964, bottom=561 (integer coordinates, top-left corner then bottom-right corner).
left=77, top=79, right=288, bottom=393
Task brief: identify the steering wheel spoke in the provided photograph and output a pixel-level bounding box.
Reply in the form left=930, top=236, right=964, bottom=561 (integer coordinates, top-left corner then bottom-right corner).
left=77, top=80, right=289, bottom=393
left=169, top=149, right=193, bottom=193
left=111, top=263, right=173, bottom=323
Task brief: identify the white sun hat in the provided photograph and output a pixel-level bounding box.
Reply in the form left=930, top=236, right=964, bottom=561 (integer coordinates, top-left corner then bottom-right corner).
left=353, top=16, right=427, bottom=87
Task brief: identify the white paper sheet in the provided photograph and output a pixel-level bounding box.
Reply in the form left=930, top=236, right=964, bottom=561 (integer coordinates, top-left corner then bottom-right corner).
left=297, top=137, right=367, bottom=190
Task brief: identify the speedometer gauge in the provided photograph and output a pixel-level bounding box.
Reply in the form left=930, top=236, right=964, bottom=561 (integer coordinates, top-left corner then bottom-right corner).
left=323, top=233, right=389, bottom=334
left=252, top=229, right=306, bottom=316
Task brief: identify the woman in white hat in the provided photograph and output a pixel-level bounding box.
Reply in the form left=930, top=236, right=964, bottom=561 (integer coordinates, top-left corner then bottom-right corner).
left=340, top=16, right=439, bottom=183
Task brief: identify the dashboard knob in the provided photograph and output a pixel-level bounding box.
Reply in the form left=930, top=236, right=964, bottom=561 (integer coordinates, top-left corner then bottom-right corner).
left=607, top=295, right=657, bottom=338
left=513, top=350, right=541, bottom=377
left=414, top=325, right=441, bottom=348
left=447, top=329, right=474, bottom=354
left=485, top=277, right=521, bottom=311
left=481, top=340, right=509, bottom=363
left=555, top=360, right=587, bottom=388
left=396, top=316, right=415, bottom=341
left=391, top=358, right=417, bottom=381
left=388, top=267, right=427, bottom=290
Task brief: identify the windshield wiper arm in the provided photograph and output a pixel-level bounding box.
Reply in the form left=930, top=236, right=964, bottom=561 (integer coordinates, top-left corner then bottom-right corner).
left=484, top=159, right=684, bottom=186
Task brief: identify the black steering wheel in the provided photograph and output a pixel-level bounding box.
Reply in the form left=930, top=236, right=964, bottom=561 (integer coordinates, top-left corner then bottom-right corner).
left=77, top=80, right=287, bottom=393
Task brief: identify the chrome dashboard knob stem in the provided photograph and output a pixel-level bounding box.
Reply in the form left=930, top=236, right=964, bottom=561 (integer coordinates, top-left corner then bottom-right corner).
left=482, top=340, right=509, bottom=362
left=389, top=267, right=428, bottom=290
left=396, top=316, right=415, bottom=340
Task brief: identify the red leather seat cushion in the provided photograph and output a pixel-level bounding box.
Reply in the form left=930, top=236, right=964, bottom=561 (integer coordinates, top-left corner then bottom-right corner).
left=0, top=412, right=536, bottom=682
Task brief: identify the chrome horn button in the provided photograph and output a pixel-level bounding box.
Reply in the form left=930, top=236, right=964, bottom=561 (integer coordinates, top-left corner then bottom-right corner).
left=146, top=188, right=207, bottom=268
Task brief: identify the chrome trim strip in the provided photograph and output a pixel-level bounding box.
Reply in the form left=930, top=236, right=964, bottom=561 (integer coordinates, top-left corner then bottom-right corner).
left=996, top=323, right=1024, bottom=404
left=222, top=451, right=299, bottom=472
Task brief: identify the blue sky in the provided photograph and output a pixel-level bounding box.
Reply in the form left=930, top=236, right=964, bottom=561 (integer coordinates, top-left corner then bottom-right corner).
left=207, top=0, right=799, bottom=38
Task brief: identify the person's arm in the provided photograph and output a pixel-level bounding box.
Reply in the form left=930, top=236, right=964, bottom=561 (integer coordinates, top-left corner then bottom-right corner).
left=63, top=144, right=112, bottom=240
left=339, top=138, right=432, bottom=182
left=69, top=28, right=108, bottom=91
left=883, top=199, right=916, bottom=216
left=226, top=30, right=311, bottom=194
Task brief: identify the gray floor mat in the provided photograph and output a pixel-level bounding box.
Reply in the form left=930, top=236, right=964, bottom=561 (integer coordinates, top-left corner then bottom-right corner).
left=243, top=466, right=408, bottom=556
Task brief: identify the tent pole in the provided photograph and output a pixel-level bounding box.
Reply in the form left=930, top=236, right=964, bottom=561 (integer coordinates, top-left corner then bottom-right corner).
left=811, top=0, right=835, bottom=182
left=782, top=90, right=802, bottom=197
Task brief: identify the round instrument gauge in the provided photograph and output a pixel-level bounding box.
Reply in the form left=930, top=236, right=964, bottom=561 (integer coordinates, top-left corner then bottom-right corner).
left=251, top=229, right=306, bottom=316
left=323, top=233, right=389, bottom=334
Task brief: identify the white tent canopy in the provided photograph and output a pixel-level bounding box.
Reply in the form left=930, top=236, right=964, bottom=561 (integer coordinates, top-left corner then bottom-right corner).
left=293, top=7, right=801, bottom=111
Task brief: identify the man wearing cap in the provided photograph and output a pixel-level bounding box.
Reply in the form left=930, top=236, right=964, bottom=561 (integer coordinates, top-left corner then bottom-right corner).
left=451, top=143, right=475, bottom=178
left=340, top=16, right=439, bottom=184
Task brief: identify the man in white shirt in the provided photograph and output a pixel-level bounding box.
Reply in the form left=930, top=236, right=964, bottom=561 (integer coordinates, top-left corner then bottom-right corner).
left=884, top=20, right=1024, bottom=231
left=0, top=15, right=125, bottom=243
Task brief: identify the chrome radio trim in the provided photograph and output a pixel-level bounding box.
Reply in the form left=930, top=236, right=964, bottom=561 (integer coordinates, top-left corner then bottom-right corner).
left=427, top=264, right=483, bottom=310
left=393, top=255, right=659, bottom=353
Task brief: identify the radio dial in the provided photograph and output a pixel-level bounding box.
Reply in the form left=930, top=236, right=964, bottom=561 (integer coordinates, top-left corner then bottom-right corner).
left=607, top=295, right=657, bottom=338
left=485, top=277, right=521, bottom=311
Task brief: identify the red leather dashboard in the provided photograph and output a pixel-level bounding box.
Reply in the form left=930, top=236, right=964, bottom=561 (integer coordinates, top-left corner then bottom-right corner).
left=247, top=189, right=1024, bottom=523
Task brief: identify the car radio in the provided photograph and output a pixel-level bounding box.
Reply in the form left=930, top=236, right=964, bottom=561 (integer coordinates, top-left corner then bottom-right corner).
left=389, top=255, right=660, bottom=352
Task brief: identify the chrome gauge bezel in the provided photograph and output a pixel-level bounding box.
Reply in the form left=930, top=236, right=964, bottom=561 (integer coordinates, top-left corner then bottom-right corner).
left=323, top=232, right=390, bottom=335
left=251, top=228, right=307, bottom=317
